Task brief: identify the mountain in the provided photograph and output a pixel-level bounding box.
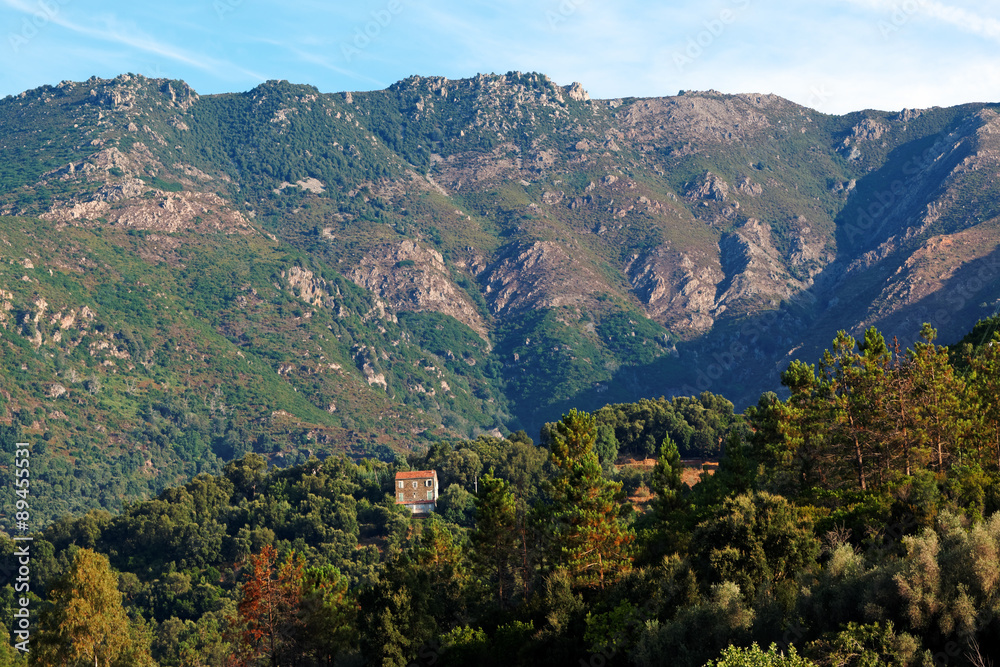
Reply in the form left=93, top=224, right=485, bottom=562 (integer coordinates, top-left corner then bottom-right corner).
left=2, top=71, right=1000, bottom=526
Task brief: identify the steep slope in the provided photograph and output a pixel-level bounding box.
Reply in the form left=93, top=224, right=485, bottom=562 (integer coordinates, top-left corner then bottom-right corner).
left=3, top=72, right=1000, bottom=527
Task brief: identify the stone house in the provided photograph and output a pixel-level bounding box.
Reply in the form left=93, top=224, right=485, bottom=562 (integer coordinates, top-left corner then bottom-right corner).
left=394, top=470, right=439, bottom=514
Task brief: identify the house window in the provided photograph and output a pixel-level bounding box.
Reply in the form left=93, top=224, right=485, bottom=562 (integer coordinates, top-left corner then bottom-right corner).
left=412, top=481, right=418, bottom=489
left=426, top=490, right=433, bottom=500
left=398, top=481, right=404, bottom=488
left=425, top=479, right=432, bottom=487
left=397, top=493, right=404, bottom=502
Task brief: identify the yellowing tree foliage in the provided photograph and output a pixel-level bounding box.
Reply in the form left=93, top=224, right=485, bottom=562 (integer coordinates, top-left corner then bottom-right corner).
left=31, top=548, right=154, bottom=667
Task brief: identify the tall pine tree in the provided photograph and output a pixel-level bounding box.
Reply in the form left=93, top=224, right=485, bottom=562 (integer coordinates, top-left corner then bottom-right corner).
left=967, top=331, right=1000, bottom=469
left=543, top=409, right=634, bottom=590
left=650, top=435, right=684, bottom=518
left=472, top=469, right=518, bottom=609
left=909, top=324, right=968, bottom=472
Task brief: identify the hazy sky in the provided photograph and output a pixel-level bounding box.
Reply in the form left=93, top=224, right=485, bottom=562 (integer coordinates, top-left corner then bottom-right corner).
left=1, top=0, right=997, bottom=114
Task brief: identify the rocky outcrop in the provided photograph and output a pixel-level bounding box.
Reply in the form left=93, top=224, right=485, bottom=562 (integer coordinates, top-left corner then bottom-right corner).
left=348, top=241, right=487, bottom=337
left=42, top=189, right=251, bottom=233
left=36, top=136, right=251, bottom=233
left=563, top=82, right=590, bottom=102
left=621, top=91, right=786, bottom=147
left=285, top=267, right=339, bottom=309
left=0, top=290, right=127, bottom=359
left=736, top=177, right=763, bottom=197
left=353, top=345, right=388, bottom=390
left=716, top=218, right=809, bottom=308
left=481, top=241, right=605, bottom=316
left=627, top=248, right=723, bottom=334
left=788, top=221, right=827, bottom=275
left=684, top=172, right=730, bottom=202
left=850, top=117, right=891, bottom=141
left=275, top=177, right=326, bottom=194
left=431, top=143, right=526, bottom=188
left=282, top=266, right=396, bottom=324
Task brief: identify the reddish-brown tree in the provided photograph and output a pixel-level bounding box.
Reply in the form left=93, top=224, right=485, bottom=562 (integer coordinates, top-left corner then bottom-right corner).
left=227, top=545, right=304, bottom=667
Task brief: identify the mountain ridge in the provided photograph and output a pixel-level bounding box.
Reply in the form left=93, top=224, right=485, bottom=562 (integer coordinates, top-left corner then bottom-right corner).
left=2, top=71, right=1000, bottom=526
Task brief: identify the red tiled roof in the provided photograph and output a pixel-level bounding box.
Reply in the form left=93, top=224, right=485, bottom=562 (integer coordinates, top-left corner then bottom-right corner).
left=395, top=470, right=437, bottom=480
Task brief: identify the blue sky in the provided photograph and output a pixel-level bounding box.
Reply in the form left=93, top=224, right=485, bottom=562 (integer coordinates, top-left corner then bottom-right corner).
left=1, top=0, right=998, bottom=114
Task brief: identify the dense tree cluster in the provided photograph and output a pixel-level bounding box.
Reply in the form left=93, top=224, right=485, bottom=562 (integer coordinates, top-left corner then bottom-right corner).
left=5, top=322, right=1000, bottom=665
left=590, top=392, right=746, bottom=460
left=751, top=325, right=1000, bottom=498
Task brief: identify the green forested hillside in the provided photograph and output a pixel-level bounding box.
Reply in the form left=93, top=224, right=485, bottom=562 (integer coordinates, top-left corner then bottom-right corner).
left=5, top=74, right=1000, bottom=667
left=4, top=320, right=1000, bottom=665
left=0, top=215, right=514, bottom=529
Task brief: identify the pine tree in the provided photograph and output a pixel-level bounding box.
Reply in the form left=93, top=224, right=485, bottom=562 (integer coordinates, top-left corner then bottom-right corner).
left=513, top=493, right=539, bottom=602
left=544, top=409, right=634, bottom=589
left=860, top=328, right=895, bottom=481
left=967, top=331, right=1000, bottom=469
left=472, top=469, right=518, bottom=608
left=887, top=335, right=919, bottom=476
left=820, top=328, right=896, bottom=490
left=776, top=359, right=832, bottom=491
left=650, top=435, right=684, bottom=517
left=909, top=324, right=968, bottom=472
left=298, top=565, right=357, bottom=665
left=32, top=548, right=155, bottom=667
left=774, top=328, right=916, bottom=491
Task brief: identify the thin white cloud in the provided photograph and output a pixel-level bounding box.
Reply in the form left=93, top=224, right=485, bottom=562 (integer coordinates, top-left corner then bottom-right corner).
left=840, top=0, right=1000, bottom=42
left=1, top=0, right=998, bottom=112
left=1, top=0, right=266, bottom=82
left=921, top=1, right=1000, bottom=41
left=277, top=43, right=389, bottom=88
